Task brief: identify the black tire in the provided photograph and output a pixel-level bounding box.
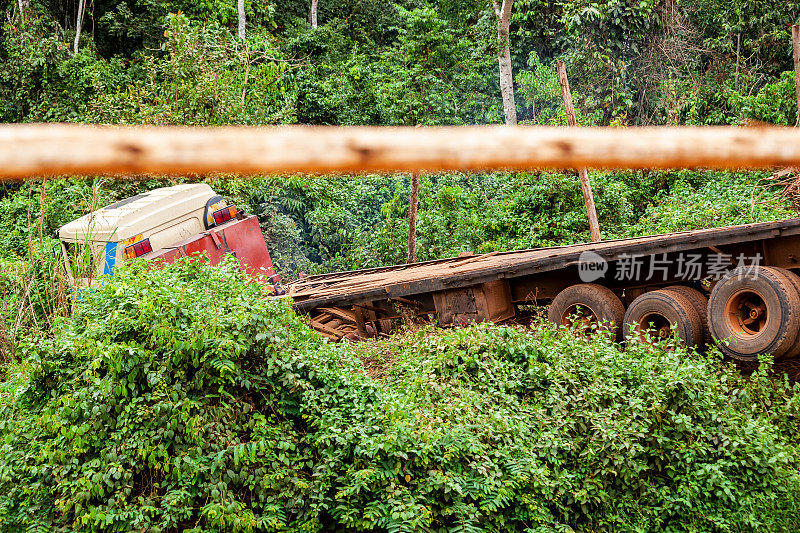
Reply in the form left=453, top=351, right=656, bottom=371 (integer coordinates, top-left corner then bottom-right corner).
left=775, top=268, right=800, bottom=359
left=548, top=283, right=625, bottom=341
left=623, top=289, right=704, bottom=348
left=707, top=266, right=800, bottom=361
left=662, top=285, right=710, bottom=347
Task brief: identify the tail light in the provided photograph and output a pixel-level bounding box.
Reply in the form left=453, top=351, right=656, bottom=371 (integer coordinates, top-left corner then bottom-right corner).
left=212, top=205, right=237, bottom=226
left=124, top=238, right=153, bottom=259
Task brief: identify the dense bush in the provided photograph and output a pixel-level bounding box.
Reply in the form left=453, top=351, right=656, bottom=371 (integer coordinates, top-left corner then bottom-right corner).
left=318, top=170, right=793, bottom=271
left=0, top=259, right=360, bottom=530
left=622, top=171, right=796, bottom=236
left=1, top=260, right=799, bottom=531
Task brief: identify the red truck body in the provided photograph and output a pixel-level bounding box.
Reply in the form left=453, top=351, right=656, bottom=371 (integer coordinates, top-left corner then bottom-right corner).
left=145, top=215, right=280, bottom=284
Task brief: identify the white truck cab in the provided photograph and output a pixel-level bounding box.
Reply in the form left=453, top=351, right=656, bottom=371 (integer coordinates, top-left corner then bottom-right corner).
left=57, top=183, right=231, bottom=285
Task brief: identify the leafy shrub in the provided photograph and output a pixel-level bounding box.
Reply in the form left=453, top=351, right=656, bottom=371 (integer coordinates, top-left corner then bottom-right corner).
left=623, top=171, right=795, bottom=236
left=517, top=52, right=603, bottom=126
left=0, top=258, right=373, bottom=530
left=345, top=326, right=800, bottom=531
left=319, top=169, right=791, bottom=272
left=89, top=14, right=295, bottom=126
left=1, top=259, right=799, bottom=531
left=729, top=71, right=798, bottom=126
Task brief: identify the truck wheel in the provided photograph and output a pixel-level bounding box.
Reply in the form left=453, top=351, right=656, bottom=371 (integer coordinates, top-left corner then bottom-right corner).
left=548, top=283, right=625, bottom=341
left=662, top=285, right=710, bottom=347
left=623, top=290, right=704, bottom=348
left=707, top=266, right=800, bottom=361
left=772, top=268, right=800, bottom=358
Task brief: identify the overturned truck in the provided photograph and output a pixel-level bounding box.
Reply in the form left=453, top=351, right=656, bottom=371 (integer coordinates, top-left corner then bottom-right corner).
left=288, top=219, right=800, bottom=361
left=57, top=185, right=800, bottom=362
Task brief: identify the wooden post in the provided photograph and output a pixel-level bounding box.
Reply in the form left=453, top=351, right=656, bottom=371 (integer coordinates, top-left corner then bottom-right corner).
left=351, top=306, right=368, bottom=338
left=407, top=172, right=419, bottom=263
left=556, top=60, right=601, bottom=242
left=793, top=25, right=800, bottom=126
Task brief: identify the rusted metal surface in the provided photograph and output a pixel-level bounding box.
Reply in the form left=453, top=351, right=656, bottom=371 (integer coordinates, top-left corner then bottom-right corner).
left=432, top=280, right=515, bottom=325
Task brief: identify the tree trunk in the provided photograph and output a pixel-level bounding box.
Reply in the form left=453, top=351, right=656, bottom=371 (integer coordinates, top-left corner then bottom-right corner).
left=17, top=0, right=26, bottom=26
left=311, top=0, right=318, bottom=28
left=238, top=0, right=246, bottom=39
left=734, top=31, right=741, bottom=93
left=73, top=0, right=86, bottom=54
left=407, top=172, right=419, bottom=263
left=492, top=0, right=516, bottom=125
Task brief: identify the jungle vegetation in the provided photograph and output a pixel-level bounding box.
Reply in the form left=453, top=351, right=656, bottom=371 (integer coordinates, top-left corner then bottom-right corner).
left=2, top=1, right=800, bottom=531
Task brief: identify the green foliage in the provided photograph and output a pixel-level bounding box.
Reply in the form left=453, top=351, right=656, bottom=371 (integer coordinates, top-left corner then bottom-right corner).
left=5, top=0, right=800, bottom=126
left=0, top=180, right=110, bottom=259
left=315, top=170, right=792, bottom=271
left=622, top=172, right=795, bottom=236
left=229, top=174, right=397, bottom=273
left=370, top=6, right=498, bottom=125
left=730, top=70, right=798, bottom=126
left=89, top=14, right=295, bottom=125
left=517, top=51, right=603, bottom=125
left=288, top=4, right=498, bottom=126
left=0, top=259, right=364, bottom=530
left=2, top=260, right=800, bottom=531
left=0, top=8, right=101, bottom=122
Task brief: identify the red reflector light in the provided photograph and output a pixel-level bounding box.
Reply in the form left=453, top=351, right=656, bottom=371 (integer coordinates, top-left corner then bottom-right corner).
left=125, top=238, right=153, bottom=259
left=212, top=205, right=237, bottom=226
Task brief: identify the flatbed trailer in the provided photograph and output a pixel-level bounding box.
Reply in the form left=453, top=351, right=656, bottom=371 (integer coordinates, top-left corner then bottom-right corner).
left=289, top=218, right=800, bottom=361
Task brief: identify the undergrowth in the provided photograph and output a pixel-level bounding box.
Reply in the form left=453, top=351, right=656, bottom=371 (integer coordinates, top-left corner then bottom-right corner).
left=1, top=259, right=799, bottom=532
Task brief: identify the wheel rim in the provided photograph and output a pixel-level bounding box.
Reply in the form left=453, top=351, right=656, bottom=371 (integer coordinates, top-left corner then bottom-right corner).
left=724, top=289, right=769, bottom=338
left=560, top=304, right=597, bottom=332
left=636, top=312, right=673, bottom=344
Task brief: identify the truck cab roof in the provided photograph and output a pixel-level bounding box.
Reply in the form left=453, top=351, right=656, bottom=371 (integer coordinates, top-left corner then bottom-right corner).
left=57, top=183, right=217, bottom=243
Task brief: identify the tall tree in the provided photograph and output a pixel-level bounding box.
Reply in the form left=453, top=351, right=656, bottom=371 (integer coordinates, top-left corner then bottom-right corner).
left=492, top=0, right=516, bottom=124
left=238, top=0, right=246, bottom=39
left=310, top=0, right=318, bottom=28
left=17, top=0, right=29, bottom=27
left=73, top=0, right=86, bottom=54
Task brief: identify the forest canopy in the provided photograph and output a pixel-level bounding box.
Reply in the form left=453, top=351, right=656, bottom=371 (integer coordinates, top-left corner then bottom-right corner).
left=3, top=0, right=800, bottom=126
